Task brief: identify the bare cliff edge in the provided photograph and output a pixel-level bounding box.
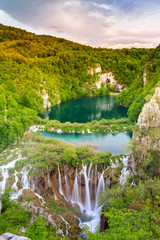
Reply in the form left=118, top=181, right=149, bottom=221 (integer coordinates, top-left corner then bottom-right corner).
left=137, top=87, right=160, bottom=129
left=133, top=87, right=160, bottom=176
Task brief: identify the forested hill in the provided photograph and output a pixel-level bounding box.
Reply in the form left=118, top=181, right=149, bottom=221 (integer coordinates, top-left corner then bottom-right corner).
left=0, top=24, right=160, bottom=151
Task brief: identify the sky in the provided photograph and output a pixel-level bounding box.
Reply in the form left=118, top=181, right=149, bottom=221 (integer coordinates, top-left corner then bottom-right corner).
left=0, top=0, right=160, bottom=48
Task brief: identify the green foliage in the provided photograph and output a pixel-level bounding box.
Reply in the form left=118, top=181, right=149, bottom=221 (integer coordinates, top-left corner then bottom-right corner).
left=0, top=24, right=154, bottom=150
left=25, top=217, right=49, bottom=240
left=0, top=189, right=67, bottom=239
left=117, top=51, right=160, bottom=121
left=0, top=189, right=31, bottom=235
left=18, top=133, right=112, bottom=175
left=36, top=117, right=135, bottom=133
left=87, top=178, right=160, bottom=239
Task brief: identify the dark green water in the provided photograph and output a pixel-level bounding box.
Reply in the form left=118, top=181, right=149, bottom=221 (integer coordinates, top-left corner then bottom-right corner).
left=41, top=131, right=132, bottom=154
left=41, top=96, right=127, bottom=123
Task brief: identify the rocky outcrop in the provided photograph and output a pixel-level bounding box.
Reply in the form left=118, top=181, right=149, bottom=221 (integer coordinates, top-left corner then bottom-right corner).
left=31, top=167, right=81, bottom=235
left=88, top=64, right=124, bottom=92
left=137, top=87, right=160, bottom=129
left=133, top=88, right=160, bottom=176
left=143, top=70, right=147, bottom=86
left=0, top=233, right=30, bottom=240
left=41, top=89, right=51, bottom=109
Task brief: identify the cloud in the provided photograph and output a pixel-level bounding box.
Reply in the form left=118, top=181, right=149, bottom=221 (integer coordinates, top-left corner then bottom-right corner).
left=0, top=0, right=160, bottom=48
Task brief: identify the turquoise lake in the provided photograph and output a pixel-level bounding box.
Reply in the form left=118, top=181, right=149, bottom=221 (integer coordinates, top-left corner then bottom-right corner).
left=41, top=131, right=132, bottom=154
left=41, top=95, right=128, bottom=123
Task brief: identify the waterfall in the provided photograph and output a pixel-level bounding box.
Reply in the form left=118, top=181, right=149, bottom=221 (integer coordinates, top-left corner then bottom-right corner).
left=79, top=172, right=82, bottom=202
left=83, top=164, right=91, bottom=212
left=58, top=163, right=107, bottom=232
left=120, top=156, right=129, bottom=185
left=0, top=168, right=9, bottom=191
left=88, top=162, right=92, bottom=178
left=21, top=167, right=30, bottom=189
left=71, top=169, right=80, bottom=203
left=12, top=171, right=18, bottom=191
left=0, top=153, right=22, bottom=192
left=59, top=215, right=71, bottom=234
left=95, top=171, right=105, bottom=209
left=94, top=165, right=97, bottom=199
left=56, top=160, right=130, bottom=233
left=64, top=166, right=70, bottom=199
left=58, top=165, right=63, bottom=195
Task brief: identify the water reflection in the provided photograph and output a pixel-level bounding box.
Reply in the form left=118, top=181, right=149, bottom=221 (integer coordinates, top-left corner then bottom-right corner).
left=41, top=96, right=128, bottom=123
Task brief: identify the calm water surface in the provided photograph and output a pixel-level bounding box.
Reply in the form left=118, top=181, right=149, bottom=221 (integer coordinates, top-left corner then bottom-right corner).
left=41, top=96, right=127, bottom=123
left=41, top=131, right=132, bottom=154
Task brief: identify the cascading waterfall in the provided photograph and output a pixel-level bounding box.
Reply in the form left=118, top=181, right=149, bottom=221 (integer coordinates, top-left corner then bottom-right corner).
left=83, top=164, right=92, bottom=212
left=119, top=156, right=130, bottom=185
left=58, top=163, right=108, bottom=232
left=64, top=166, right=70, bottom=199
left=71, top=169, right=80, bottom=203
left=0, top=153, right=23, bottom=192
left=58, top=165, right=63, bottom=195
left=95, top=171, right=105, bottom=210
left=12, top=171, right=18, bottom=191
left=0, top=151, right=46, bottom=205
left=21, top=166, right=30, bottom=189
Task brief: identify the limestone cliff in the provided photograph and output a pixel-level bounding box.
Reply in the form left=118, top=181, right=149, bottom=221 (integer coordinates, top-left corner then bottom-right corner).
left=88, top=64, right=124, bottom=92
left=133, top=87, right=160, bottom=177
left=41, top=89, right=51, bottom=109
left=137, top=87, right=160, bottom=129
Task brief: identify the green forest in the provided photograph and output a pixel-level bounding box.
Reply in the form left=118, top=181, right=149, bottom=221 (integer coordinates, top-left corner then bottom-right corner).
left=0, top=24, right=160, bottom=151
left=0, top=24, right=160, bottom=240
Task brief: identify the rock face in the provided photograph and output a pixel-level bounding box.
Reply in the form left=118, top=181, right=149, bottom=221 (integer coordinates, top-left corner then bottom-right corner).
left=133, top=87, right=160, bottom=175
left=0, top=233, right=31, bottom=240
left=143, top=70, right=147, bottom=86
left=137, top=87, right=160, bottom=129
left=41, top=89, right=51, bottom=109
left=88, top=64, right=124, bottom=92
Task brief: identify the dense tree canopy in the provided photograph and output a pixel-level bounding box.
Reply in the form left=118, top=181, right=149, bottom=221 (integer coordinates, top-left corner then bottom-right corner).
left=0, top=24, right=159, bottom=150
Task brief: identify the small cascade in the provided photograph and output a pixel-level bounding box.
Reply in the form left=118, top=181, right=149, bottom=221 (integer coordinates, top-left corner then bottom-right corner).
left=94, top=165, right=97, bottom=198
left=79, top=172, right=82, bottom=202
left=120, top=156, right=129, bottom=185
left=64, top=166, right=70, bottom=199
left=0, top=153, right=23, bottom=192
left=59, top=215, right=71, bottom=234
left=33, top=191, right=45, bottom=205
left=21, top=167, right=30, bottom=189
left=83, top=165, right=91, bottom=212
left=88, top=163, right=92, bottom=178
left=11, top=165, right=31, bottom=199
left=12, top=171, right=18, bottom=191
left=58, top=165, right=63, bottom=195
left=95, top=171, right=105, bottom=209
left=71, top=169, right=80, bottom=203
left=0, top=168, right=9, bottom=191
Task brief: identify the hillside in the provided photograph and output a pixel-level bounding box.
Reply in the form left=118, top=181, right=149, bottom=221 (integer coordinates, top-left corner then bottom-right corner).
left=0, top=24, right=160, bottom=240
left=1, top=24, right=158, bottom=151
